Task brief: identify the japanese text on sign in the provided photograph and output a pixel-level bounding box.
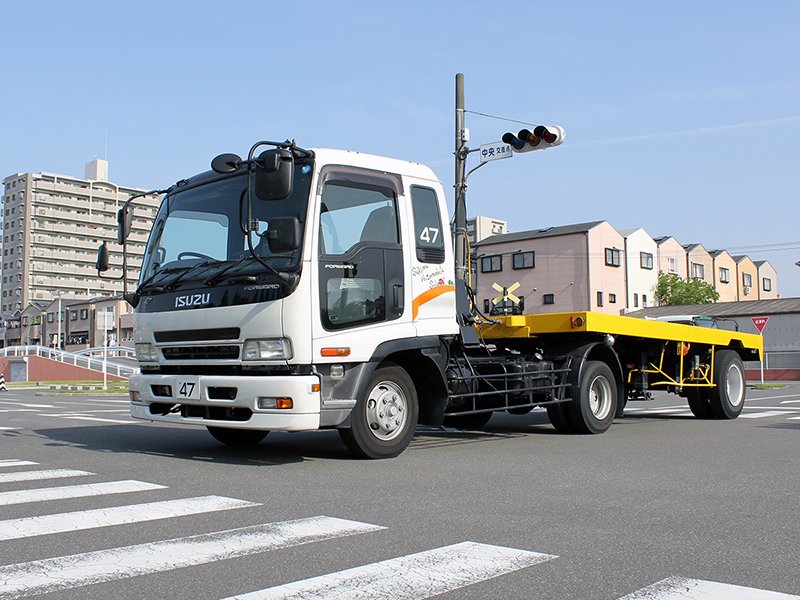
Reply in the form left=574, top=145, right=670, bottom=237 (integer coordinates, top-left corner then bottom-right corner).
left=479, top=142, right=513, bottom=163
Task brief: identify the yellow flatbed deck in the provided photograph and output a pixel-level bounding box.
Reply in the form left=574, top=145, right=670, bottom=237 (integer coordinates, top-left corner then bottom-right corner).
left=480, top=311, right=763, bottom=358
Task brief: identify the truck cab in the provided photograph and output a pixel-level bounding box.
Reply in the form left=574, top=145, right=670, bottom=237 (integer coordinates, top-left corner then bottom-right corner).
left=127, top=147, right=457, bottom=457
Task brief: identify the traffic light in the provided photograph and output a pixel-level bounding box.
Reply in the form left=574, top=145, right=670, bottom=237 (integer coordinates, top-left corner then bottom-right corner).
left=502, top=125, right=565, bottom=153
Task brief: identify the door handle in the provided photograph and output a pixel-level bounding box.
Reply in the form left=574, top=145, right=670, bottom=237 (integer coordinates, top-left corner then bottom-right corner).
left=393, top=284, right=404, bottom=309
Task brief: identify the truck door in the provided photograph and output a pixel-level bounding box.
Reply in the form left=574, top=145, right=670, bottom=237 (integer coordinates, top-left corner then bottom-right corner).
left=314, top=166, right=412, bottom=359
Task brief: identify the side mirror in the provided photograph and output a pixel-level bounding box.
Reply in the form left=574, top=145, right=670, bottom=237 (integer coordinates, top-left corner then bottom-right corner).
left=255, top=149, right=293, bottom=201
left=266, top=217, right=301, bottom=253
left=117, top=205, right=133, bottom=244
left=96, top=242, right=110, bottom=272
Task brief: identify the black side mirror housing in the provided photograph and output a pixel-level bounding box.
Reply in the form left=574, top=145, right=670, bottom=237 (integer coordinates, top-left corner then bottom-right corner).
left=255, top=149, right=293, bottom=201
left=117, top=205, right=133, bottom=244
left=96, top=242, right=110, bottom=272
left=266, top=217, right=301, bottom=253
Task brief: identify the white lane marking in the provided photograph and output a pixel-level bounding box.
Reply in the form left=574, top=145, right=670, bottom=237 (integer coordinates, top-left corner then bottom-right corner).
left=781, top=400, right=800, bottom=404
left=0, top=495, right=259, bottom=541
left=0, top=469, right=94, bottom=484
left=224, top=541, right=557, bottom=600
left=36, top=415, right=135, bottom=424
left=617, top=576, right=800, bottom=599
left=0, top=408, right=39, bottom=413
left=746, top=394, right=800, bottom=401
left=740, top=411, right=789, bottom=419
left=0, top=426, right=19, bottom=431
left=0, top=460, right=38, bottom=468
left=0, top=480, right=166, bottom=506
left=0, top=516, right=384, bottom=599
left=0, top=401, right=54, bottom=408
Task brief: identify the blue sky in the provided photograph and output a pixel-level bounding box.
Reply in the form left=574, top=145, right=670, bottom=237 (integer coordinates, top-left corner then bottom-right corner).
left=2, top=1, right=799, bottom=296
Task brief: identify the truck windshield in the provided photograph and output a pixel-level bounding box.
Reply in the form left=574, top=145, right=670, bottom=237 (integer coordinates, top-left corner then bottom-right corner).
left=139, top=164, right=312, bottom=289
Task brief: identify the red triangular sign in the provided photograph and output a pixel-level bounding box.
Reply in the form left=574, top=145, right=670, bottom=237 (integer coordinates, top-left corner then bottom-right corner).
left=751, top=316, right=769, bottom=333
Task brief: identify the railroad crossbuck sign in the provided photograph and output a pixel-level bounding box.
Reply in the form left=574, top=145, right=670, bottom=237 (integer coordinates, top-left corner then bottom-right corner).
left=751, top=316, right=769, bottom=333
left=492, top=282, right=521, bottom=306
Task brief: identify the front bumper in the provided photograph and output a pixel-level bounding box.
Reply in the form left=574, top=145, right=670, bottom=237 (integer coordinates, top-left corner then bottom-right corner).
left=129, top=373, right=321, bottom=431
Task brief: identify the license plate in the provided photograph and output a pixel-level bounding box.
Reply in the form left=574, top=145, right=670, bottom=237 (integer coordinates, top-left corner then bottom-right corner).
left=175, top=379, right=200, bottom=400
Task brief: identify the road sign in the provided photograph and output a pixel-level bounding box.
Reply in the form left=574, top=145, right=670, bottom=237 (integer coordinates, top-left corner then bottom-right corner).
left=479, top=142, right=513, bottom=163
left=751, top=316, right=769, bottom=333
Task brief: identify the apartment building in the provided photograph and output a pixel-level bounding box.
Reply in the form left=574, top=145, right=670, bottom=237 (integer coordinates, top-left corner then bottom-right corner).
left=473, top=221, right=627, bottom=315
left=466, top=216, right=508, bottom=245
left=621, top=228, right=658, bottom=310
left=1, top=159, right=160, bottom=318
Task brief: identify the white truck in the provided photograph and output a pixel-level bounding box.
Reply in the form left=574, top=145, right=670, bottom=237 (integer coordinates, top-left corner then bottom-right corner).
left=96, top=135, right=762, bottom=459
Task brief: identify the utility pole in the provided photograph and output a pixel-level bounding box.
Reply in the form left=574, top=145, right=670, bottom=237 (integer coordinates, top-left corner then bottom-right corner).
left=454, top=72, right=468, bottom=283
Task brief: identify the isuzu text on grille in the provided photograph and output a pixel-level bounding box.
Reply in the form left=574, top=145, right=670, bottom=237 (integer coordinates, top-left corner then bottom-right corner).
left=175, top=293, right=211, bottom=308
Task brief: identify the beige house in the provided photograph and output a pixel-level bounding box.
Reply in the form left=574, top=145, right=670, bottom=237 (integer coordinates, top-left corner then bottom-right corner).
left=474, top=221, right=627, bottom=315
left=654, top=236, right=687, bottom=279
left=733, top=255, right=758, bottom=301
left=621, top=228, right=658, bottom=309
left=710, top=250, right=738, bottom=303
left=754, top=260, right=779, bottom=300
left=683, top=243, right=714, bottom=286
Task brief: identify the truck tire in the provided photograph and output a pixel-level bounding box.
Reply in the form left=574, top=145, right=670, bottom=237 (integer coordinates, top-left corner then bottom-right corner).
left=708, top=350, right=746, bottom=419
left=207, top=427, right=269, bottom=446
left=569, top=361, right=617, bottom=434
left=339, top=364, right=419, bottom=459
left=443, top=412, right=493, bottom=430
left=686, top=388, right=715, bottom=419
left=546, top=402, right=574, bottom=433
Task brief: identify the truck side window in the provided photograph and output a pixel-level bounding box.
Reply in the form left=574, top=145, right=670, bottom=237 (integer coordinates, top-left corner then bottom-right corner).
left=410, top=185, right=445, bottom=264
left=319, top=181, right=398, bottom=256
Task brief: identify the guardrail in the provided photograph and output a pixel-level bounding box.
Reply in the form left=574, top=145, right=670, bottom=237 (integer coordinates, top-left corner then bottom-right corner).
left=0, top=345, right=139, bottom=379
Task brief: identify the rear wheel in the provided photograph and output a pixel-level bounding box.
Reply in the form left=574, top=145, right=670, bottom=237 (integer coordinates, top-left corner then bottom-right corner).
left=569, top=361, right=617, bottom=434
left=207, top=427, right=269, bottom=446
left=686, top=387, right=715, bottom=419
left=709, top=350, right=746, bottom=419
left=339, top=364, right=418, bottom=459
left=546, top=402, right=574, bottom=433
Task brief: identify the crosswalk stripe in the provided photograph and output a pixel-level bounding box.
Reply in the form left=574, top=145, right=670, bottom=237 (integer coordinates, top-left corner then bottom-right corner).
left=223, top=541, right=557, bottom=600
left=0, top=469, right=93, bottom=484
left=0, top=426, right=19, bottom=430
left=0, top=516, right=384, bottom=599
left=0, top=480, right=166, bottom=506
left=0, top=495, right=260, bottom=541
left=617, top=576, right=800, bottom=599
left=0, top=460, right=38, bottom=468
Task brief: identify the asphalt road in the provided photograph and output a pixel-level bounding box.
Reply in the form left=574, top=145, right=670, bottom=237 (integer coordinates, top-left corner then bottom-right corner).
left=0, top=384, right=798, bottom=599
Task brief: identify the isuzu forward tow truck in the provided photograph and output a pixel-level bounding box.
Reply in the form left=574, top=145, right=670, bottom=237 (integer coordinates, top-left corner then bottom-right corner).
left=97, top=136, right=762, bottom=458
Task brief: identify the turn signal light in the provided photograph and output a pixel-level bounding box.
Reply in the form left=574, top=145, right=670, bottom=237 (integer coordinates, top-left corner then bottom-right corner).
left=321, top=347, right=351, bottom=357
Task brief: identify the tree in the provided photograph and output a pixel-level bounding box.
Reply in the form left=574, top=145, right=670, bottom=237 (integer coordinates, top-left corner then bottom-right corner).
left=654, top=271, right=720, bottom=306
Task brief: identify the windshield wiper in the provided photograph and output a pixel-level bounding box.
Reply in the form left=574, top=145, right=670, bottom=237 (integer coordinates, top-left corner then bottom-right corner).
left=137, top=266, right=185, bottom=294
left=164, top=260, right=224, bottom=291
left=204, top=259, right=254, bottom=287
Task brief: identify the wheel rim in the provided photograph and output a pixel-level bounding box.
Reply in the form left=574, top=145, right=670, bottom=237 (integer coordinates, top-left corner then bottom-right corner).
left=589, top=375, right=613, bottom=420
left=365, top=380, right=408, bottom=441
left=726, top=364, right=744, bottom=407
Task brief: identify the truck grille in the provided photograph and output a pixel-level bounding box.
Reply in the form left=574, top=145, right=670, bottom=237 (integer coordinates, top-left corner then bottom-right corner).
left=162, top=346, right=240, bottom=360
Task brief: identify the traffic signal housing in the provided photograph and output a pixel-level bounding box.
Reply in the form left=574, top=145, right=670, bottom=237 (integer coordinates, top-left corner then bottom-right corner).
left=502, top=125, right=565, bottom=153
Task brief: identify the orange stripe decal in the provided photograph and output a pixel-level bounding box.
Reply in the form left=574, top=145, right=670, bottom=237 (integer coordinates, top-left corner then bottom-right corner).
left=412, top=285, right=455, bottom=320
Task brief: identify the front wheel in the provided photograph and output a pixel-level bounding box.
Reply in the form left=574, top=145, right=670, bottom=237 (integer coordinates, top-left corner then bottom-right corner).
left=569, top=361, right=617, bottom=434
left=339, top=364, right=419, bottom=459
left=709, top=350, right=746, bottom=419
left=207, top=427, right=269, bottom=446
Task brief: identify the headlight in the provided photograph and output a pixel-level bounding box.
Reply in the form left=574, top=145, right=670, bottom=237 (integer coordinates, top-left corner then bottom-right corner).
left=135, top=343, right=159, bottom=362
left=243, top=338, right=293, bottom=361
